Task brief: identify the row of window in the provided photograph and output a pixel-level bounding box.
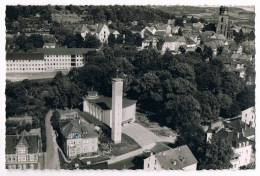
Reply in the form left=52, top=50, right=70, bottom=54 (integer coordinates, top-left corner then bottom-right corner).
left=45, top=54, right=83, bottom=58
left=7, top=68, right=44, bottom=71
left=45, top=58, right=83, bottom=62
left=7, top=64, right=44, bottom=67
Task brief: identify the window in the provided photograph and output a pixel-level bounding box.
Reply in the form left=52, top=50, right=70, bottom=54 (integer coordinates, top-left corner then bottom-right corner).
left=147, top=163, right=150, bottom=168
left=221, top=17, right=224, bottom=22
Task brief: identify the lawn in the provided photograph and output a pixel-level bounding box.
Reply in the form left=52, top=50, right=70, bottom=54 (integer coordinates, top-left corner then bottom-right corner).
left=111, top=134, right=141, bottom=156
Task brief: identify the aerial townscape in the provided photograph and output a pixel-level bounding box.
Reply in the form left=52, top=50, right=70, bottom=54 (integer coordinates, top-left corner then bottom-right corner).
left=5, top=5, right=255, bottom=170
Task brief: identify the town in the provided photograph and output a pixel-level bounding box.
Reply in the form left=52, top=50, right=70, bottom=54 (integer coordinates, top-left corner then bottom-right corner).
left=5, top=5, right=255, bottom=170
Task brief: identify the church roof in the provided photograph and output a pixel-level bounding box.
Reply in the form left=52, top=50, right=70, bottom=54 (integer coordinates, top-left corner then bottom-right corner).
left=85, top=96, right=137, bottom=111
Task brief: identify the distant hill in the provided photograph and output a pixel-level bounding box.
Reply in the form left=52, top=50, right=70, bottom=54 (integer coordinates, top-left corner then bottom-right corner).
left=153, top=5, right=255, bottom=27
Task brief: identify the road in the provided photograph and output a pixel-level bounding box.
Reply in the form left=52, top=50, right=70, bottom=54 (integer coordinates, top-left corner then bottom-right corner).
left=44, top=110, right=60, bottom=169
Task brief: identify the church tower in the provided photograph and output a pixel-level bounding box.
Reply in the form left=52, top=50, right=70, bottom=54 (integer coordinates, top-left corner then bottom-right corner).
left=216, top=6, right=231, bottom=38
left=111, top=78, right=123, bottom=144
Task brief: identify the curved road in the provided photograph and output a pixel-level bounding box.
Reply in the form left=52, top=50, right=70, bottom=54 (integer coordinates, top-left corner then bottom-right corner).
left=44, top=110, right=60, bottom=169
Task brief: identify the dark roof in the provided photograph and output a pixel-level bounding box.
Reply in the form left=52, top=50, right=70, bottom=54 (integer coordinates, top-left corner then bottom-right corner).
left=6, top=52, right=44, bottom=60
left=243, top=127, right=255, bottom=138
left=154, top=145, right=198, bottom=170
left=150, top=142, right=171, bottom=154
left=36, top=48, right=96, bottom=55
left=85, top=96, right=137, bottom=110
left=6, top=134, right=40, bottom=154
left=61, top=119, right=98, bottom=139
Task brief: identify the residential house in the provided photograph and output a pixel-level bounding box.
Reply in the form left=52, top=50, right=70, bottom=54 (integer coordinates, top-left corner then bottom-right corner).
left=110, top=29, right=120, bottom=39
left=143, top=143, right=198, bottom=170
left=60, top=118, right=99, bottom=158
left=161, top=36, right=186, bottom=54
left=241, top=107, right=255, bottom=128
left=141, top=36, right=159, bottom=49
left=80, top=23, right=110, bottom=43
left=6, top=130, right=43, bottom=169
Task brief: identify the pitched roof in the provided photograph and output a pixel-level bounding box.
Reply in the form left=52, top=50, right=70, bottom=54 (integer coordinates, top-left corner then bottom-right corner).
left=36, top=48, right=96, bottom=55
left=6, top=134, right=40, bottom=154
left=6, top=52, right=44, bottom=60
left=61, top=118, right=98, bottom=139
left=154, top=145, right=198, bottom=170
left=84, top=96, right=137, bottom=110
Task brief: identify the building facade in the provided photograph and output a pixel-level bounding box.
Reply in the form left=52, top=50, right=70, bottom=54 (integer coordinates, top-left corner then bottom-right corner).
left=241, top=107, right=255, bottom=128
left=143, top=144, right=198, bottom=170
left=216, top=6, right=232, bottom=39
left=6, top=131, right=42, bottom=169
left=6, top=48, right=95, bottom=73
left=61, top=118, right=99, bottom=158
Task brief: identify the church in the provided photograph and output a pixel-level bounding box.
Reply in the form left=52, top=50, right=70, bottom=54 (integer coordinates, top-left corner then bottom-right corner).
left=83, top=78, right=137, bottom=144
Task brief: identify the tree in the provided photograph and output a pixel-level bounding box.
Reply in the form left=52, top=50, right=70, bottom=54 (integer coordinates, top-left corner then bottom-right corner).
left=84, top=34, right=101, bottom=48
left=178, top=45, right=186, bottom=54
left=200, top=135, right=233, bottom=169
left=248, top=30, right=255, bottom=41
left=175, top=17, right=184, bottom=27
left=51, top=110, right=61, bottom=131
left=234, top=29, right=245, bottom=44
left=203, top=23, right=216, bottom=32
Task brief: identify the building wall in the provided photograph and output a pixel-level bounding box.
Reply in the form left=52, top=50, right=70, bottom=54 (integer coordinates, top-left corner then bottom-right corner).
left=66, top=137, right=98, bottom=158
left=231, top=143, right=252, bottom=169
left=241, top=107, right=255, bottom=128
left=6, top=153, right=39, bottom=169
left=6, top=59, right=45, bottom=73
left=183, top=163, right=197, bottom=170
left=98, top=25, right=110, bottom=43
left=143, top=154, right=162, bottom=170
left=6, top=53, right=85, bottom=73
left=83, top=99, right=136, bottom=128
left=123, top=103, right=136, bottom=123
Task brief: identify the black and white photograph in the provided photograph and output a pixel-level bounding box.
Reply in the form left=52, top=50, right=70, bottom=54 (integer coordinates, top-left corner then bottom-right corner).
left=2, top=0, right=257, bottom=173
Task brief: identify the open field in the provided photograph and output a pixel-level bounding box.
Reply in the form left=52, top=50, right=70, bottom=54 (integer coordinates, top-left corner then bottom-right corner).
left=6, top=71, right=69, bottom=82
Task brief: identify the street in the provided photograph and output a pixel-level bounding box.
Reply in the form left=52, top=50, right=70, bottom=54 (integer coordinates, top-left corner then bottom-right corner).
left=44, top=110, right=60, bottom=169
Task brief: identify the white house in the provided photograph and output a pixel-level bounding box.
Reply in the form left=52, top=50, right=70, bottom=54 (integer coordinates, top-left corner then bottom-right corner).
left=81, top=23, right=110, bottom=43
left=143, top=144, right=198, bottom=170
left=161, top=36, right=186, bottom=54
left=61, top=118, right=99, bottom=158
left=241, top=107, right=255, bottom=128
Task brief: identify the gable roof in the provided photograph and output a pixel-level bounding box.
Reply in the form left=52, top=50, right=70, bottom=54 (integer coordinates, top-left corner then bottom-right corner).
left=6, top=134, right=40, bottom=154
left=6, top=53, right=44, bottom=60
left=61, top=118, right=98, bottom=139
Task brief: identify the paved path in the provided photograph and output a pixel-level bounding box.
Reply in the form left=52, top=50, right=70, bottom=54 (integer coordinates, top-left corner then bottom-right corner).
left=44, top=110, right=60, bottom=169
left=122, top=123, right=158, bottom=148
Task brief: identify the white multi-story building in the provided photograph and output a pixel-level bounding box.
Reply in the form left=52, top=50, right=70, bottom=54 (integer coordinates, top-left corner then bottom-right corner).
left=241, top=107, right=255, bottom=128
left=61, top=118, right=99, bottom=158
left=230, top=133, right=253, bottom=169
left=6, top=48, right=96, bottom=73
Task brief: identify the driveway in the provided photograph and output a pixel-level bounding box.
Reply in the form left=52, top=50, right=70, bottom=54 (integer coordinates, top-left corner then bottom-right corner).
left=44, top=110, right=60, bottom=169
left=122, top=123, right=158, bottom=149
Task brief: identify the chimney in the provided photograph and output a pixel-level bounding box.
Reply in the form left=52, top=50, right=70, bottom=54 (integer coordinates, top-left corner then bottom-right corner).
left=111, top=78, right=123, bottom=144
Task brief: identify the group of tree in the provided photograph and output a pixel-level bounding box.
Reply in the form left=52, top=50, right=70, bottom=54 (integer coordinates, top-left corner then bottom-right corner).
left=13, top=34, right=44, bottom=51
left=6, top=45, right=254, bottom=169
